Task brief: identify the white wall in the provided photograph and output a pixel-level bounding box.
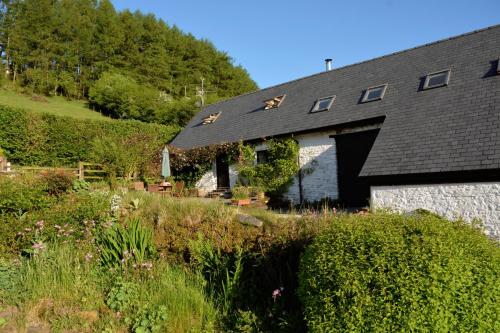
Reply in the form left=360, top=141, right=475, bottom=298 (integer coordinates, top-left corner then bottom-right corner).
left=371, top=182, right=500, bottom=239
left=195, top=162, right=217, bottom=195
left=285, top=131, right=338, bottom=204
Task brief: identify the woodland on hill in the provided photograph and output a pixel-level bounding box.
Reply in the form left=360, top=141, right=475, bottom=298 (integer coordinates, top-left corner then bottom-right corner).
left=0, top=0, right=258, bottom=126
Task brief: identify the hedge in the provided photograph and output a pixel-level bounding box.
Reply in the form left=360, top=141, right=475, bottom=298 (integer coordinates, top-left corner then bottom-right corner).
left=0, top=105, right=179, bottom=167
left=298, top=213, right=500, bottom=333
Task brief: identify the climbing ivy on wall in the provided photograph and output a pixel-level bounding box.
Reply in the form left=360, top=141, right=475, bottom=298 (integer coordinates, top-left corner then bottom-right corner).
left=168, top=142, right=239, bottom=188
left=237, top=138, right=299, bottom=197
left=170, top=138, right=299, bottom=195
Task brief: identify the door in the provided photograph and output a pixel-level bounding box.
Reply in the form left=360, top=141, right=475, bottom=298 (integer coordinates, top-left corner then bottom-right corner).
left=216, top=154, right=230, bottom=189
left=335, top=129, right=379, bottom=207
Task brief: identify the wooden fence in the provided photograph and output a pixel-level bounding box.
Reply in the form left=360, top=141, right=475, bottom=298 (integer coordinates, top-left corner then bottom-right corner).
left=18, top=162, right=108, bottom=181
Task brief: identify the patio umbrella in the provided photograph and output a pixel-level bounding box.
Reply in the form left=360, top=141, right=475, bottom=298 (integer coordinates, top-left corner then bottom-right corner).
left=161, top=146, right=171, bottom=179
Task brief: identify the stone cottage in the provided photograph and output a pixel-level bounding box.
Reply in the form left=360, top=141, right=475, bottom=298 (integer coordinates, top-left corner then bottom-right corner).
left=170, top=25, right=500, bottom=238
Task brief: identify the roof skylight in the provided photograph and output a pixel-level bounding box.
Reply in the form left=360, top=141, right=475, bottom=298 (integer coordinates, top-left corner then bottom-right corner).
left=202, top=112, right=221, bottom=125
left=311, top=96, right=335, bottom=113
left=264, top=95, right=286, bottom=110
left=423, top=69, right=451, bottom=90
left=361, top=84, right=388, bottom=103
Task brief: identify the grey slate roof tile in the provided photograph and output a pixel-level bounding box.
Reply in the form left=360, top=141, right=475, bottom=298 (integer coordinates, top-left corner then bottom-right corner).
left=170, top=25, right=500, bottom=177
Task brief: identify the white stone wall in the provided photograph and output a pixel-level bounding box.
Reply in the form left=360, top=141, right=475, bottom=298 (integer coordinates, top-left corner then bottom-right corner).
left=229, top=165, right=238, bottom=188
left=371, top=182, right=500, bottom=239
left=195, top=163, right=217, bottom=195
left=285, top=131, right=338, bottom=204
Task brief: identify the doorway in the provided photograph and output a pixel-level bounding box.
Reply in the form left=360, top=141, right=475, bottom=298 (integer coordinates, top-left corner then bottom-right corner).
left=216, top=154, right=230, bottom=189
left=335, top=129, right=379, bottom=207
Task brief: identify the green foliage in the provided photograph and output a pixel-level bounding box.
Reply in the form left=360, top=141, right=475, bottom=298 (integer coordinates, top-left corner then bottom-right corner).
left=237, top=139, right=299, bottom=197
left=0, top=175, right=51, bottom=215
left=0, top=106, right=178, bottom=168
left=0, top=0, right=258, bottom=126
left=169, top=142, right=239, bottom=187
left=231, top=186, right=251, bottom=200
left=72, top=179, right=90, bottom=192
left=106, top=279, right=140, bottom=313
left=189, top=236, right=244, bottom=315
left=97, top=218, right=155, bottom=268
left=298, top=213, right=500, bottom=333
left=132, top=305, right=169, bottom=333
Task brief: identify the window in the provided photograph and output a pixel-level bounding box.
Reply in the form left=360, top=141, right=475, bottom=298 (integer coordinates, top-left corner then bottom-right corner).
left=361, top=84, right=388, bottom=103
left=256, top=150, right=269, bottom=164
left=497, top=58, right=500, bottom=74
left=264, top=95, right=286, bottom=110
left=423, top=69, right=451, bottom=90
left=311, top=96, right=335, bottom=113
left=201, top=112, right=221, bottom=125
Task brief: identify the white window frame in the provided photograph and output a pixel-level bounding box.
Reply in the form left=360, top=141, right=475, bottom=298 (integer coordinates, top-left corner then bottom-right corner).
left=311, top=95, right=336, bottom=113
left=423, top=69, right=451, bottom=90
left=361, top=84, right=388, bottom=103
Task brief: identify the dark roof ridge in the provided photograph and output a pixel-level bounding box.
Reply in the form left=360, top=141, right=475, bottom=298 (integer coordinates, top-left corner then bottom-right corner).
left=205, top=23, right=500, bottom=109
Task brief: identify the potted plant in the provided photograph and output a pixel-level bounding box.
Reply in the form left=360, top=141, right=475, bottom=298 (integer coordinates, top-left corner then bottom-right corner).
left=231, top=186, right=251, bottom=206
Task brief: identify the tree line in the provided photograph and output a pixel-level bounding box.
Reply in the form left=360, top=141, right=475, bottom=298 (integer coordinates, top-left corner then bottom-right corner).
left=0, top=0, right=258, bottom=126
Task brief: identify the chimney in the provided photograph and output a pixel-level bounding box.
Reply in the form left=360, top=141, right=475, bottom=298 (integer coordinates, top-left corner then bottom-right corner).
left=325, top=58, right=333, bottom=71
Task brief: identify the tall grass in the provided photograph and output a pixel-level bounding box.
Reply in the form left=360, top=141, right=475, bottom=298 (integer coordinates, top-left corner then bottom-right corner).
left=10, top=243, right=217, bottom=332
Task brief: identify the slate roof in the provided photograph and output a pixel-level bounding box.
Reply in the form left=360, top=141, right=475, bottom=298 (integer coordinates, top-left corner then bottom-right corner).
left=170, top=25, right=500, bottom=177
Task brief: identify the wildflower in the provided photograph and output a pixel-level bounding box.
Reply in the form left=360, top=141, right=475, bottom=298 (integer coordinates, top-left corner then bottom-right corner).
left=16, top=232, right=24, bottom=237
left=24, top=227, right=32, bottom=232
left=54, top=225, right=61, bottom=230
left=32, top=241, right=46, bottom=252
left=35, top=220, right=44, bottom=230
left=141, top=262, right=153, bottom=271
left=85, top=253, right=93, bottom=262
left=272, top=287, right=284, bottom=301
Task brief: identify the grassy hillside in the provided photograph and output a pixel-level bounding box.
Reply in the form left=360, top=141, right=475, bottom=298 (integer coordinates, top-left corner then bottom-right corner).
left=0, top=89, right=109, bottom=121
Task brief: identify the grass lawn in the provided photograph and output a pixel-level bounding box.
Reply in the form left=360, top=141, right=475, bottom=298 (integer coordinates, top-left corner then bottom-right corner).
left=0, top=88, right=110, bottom=121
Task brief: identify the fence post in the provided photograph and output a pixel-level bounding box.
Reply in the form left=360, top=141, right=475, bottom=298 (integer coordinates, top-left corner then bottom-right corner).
left=78, top=161, right=84, bottom=180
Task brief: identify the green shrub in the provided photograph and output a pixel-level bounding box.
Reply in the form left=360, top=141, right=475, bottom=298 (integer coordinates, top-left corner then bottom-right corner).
left=41, top=170, right=74, bottom=196
left=0, top=106, right=178, bottom=168
left=0, top=175, right=51, bottom=214
left=298, top=213, right=500, bottom=332
left=97, top=218, right=155, bottom=268
left=106, top=279, right=140, bottom=313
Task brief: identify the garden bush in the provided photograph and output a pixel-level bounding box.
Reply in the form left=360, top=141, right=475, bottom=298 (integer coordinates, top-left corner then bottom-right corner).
left=298, top=213, right=500, bottom=332
left=0, top=105, right=178, bottom=168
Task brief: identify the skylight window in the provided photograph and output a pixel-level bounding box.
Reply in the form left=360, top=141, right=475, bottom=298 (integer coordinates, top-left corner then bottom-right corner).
left=423, top=70, right=451, bottom=90
left=361, top=84, right=388, bottom=103
left=264, top=95, right=285, bottom=110
left=311, top=96, right=335, bottom=113
left=202, top=112, right=220, bottom=125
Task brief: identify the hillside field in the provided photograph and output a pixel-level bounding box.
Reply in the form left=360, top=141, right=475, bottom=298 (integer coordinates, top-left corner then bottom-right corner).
left=0, top=89, right=109, bottom=121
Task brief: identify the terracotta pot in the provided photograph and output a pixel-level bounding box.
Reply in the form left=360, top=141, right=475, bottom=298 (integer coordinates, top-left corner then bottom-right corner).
left=231, top=198, right=251, bottom=206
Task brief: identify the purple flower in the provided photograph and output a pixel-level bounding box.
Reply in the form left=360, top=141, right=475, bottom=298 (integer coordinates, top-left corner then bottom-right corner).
left=32, top=242, right=46, bottom=252
left=35, top=220, right=45, bottom=230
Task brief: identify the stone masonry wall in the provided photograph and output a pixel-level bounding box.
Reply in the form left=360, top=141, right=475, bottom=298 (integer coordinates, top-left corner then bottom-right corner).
left=371, top=182, right=500, bottom=239
left=285, top=131, right=338, bottom=204
left=195, top=163, right=217, bottom=195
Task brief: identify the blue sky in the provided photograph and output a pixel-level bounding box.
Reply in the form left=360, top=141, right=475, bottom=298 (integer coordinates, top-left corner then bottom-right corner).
left=112, top=0, right=500, bottom=89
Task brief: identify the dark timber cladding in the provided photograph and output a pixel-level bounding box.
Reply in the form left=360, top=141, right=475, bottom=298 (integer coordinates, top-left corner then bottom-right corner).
left=170, top=25, right=500, bottom=178
left=335, top=130, right=379, bottom=207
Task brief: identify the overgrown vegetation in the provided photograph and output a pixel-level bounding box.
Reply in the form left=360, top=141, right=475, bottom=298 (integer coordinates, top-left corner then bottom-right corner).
left=298, top=213, right=500, bottom=332
left=0, top=106, right=178, bottom=169
left=0, top=173, right=498, bottom=332
left=237, top=138, right=300, bottom=197
left=0, top=0, right=258, bottom=126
